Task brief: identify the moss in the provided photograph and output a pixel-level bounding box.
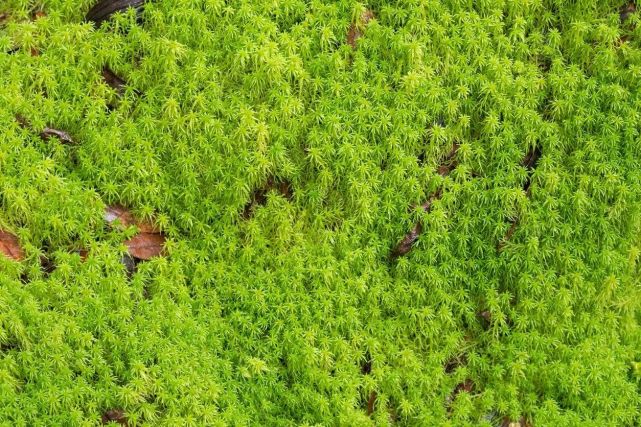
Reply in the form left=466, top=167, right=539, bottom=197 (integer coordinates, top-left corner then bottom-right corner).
left=1, top=0, right=641, bottom=425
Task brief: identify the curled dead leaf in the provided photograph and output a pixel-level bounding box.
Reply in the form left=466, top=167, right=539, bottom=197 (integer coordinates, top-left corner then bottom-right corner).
left=102, top=67, right=127, bottom=95
left=125, top=232, right=165, bottom=260
left=87, top=0, right=145, bottom=26
left=0, top=231, right=24, bottom=261
left=40, top=127, right=74, bottom=144
left=101, top=409, right=128, bottom=426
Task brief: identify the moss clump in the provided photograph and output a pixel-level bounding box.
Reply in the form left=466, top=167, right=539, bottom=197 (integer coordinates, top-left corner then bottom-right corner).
left=1, top=0, right=641, bottom=425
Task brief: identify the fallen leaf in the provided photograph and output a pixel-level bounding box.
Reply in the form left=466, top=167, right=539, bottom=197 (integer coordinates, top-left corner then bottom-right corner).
left=104, top=205, right=158, bottom=233
left=87, top=0, right=145, bottom=26
left=101, top=409, right=128, bottom=426
left=102, top=67, right=127, bottom=95
left=40, top=127, right=74, bottom=144
left=0, top=231, right=24, bottom=261
left=347, top=9, right=375, bottom=48
left=125, top=232, right=165, bottom=260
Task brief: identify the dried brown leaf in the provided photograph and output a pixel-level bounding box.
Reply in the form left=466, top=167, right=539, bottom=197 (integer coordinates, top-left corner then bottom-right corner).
left=40, top=127, right=74, bottom=144
left=392, top=222, right=422, bottom=258
left=104, top=205, right=158, bottom=233
left=102, top=67, right=126, bottom=95
left=125, top=232, right=165, bottom=260
left=101, top=409, right=128, bottom=426
left=347, top=9, right=375, bottom=48
left=0, top=231, right=24, bottom=261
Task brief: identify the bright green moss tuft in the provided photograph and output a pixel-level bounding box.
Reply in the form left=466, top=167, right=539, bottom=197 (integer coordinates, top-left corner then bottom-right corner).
left=1, top=0, right=641, bottom=425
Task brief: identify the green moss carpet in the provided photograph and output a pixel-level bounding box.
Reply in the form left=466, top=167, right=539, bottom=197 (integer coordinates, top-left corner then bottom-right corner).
left=1, top=0, right=641, bottom=425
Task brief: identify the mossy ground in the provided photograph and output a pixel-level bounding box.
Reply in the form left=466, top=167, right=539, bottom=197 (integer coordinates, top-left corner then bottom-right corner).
left=1, top=0, right=641, bottom=425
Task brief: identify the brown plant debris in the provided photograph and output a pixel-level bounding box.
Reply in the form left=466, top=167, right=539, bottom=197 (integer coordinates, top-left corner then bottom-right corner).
left=438, top=143, right=461, bottom=177
left=87, top=0, right=145, bottom=26
left=391, top=189, right=443, bottom=258
left=446, top=379, right=475, bottom=411
left=347, top=9, right=375, bottom=48
left=101, top=409, right=128, bottom=426
left=104, top=205, right=166, bottom=261
left=40, top=255, right=56, bottom=276
left=120, top=253, right=139, bottom=277
left=125, top=232, right=166, bottom=260
left=0, top=231, right=24, bottom=261
left=102, top=67, right=127, bottom=95
left=392, top=142, right=459, bottom=259
left=366, top=391, right=377, bottom=415
left=104, top=205, right=159, bottom=233
left=444, top=353, right=468, bottom=374
left=477, top=310, right=492, bottom=329
left=522, top=145, right=542, bottom=172
left=498, top=146, right=542, bottom=251
left=621, top=2, right=636, bottom=22
left=242, top=177, right=293, bottom=219
left=40, top=127, right=74, bottom=144
left=16, top=116, right=74, bottom=143
left=501, top=416, right=531, bottom=427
